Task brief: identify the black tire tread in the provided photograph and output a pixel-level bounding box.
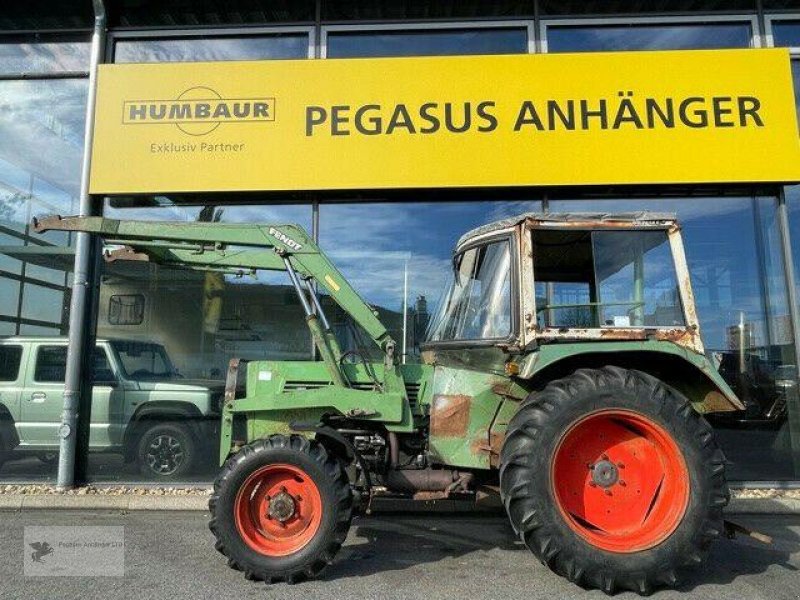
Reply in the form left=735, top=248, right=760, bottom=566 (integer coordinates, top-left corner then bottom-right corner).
left=500, top=366, right=728, bottom=595
left=208, top=434, right=352, bottom=584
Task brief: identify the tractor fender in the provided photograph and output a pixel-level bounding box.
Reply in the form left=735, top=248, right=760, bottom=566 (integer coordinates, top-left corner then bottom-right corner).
left=517, top=341, right=744, bottom=414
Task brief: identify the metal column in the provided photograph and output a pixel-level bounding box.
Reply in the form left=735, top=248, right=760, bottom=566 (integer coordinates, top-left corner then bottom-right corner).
left=56, top=0, right=107, bottom=490
left=776, top=191, right=800, bottom=478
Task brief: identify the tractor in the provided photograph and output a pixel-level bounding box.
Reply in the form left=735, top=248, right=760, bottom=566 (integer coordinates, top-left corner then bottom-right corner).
left=35, top=212, right=743, bottom=594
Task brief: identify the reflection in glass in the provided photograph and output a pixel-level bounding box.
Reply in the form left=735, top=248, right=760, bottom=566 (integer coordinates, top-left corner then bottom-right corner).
left=0, top=40, right=90, bottom=74
left=534, top=229, right=684, bottom=329
left=428, top=241, right=512, bottom=342
left=0, top=78, right=87, bottom=339
left=546, top=23, right=752, bottom=53
left=327, top=28, right=528, bottom=58
left=773, top=21, right=800, bottom=48
left=549, top=196, right=798, bottom=480
left=114, top=35, right=309, bottom=63
left=99, top=202, right=314, bottom=379
left=319, top=201, right=541, bottom=360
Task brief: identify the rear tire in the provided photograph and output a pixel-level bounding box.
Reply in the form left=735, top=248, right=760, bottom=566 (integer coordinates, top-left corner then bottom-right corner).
left=209, top=434, right=352, bottom=583
left=500, top=366, right=728, bottom=595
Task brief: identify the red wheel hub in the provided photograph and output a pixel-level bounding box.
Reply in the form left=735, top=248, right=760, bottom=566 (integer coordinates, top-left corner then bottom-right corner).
left=551, top=409, right=689, bottom=553
left=234, top=463, right=322, bottom=557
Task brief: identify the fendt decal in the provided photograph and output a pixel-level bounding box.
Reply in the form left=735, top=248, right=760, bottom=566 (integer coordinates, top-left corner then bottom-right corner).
left=268, top=227, right=303, bottom=251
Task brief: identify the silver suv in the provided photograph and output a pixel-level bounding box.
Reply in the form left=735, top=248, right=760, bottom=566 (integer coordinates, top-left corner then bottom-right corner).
left=0, top=337, right=224, bottom=479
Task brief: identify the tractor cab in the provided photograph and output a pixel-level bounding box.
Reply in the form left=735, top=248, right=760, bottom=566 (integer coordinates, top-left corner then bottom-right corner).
left=426, top=212, right=703, bottom=355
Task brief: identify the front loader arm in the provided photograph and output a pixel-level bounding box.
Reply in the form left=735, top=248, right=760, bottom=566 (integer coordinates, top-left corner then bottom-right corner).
left=33, top=215, right=397, bottom=371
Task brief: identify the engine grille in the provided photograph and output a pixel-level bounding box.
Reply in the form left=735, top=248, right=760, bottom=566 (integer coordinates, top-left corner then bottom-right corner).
left=283, top=380, right=420, bottom=410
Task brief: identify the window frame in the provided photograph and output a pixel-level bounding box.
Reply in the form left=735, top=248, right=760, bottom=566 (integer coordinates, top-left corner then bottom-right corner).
left=107, top=25, right=317, bottom=62
left=765, top=15, right=800, bottom=54
left=320, top=20, right=536, bottom=58
left=540, top=14, right=761, bottom=53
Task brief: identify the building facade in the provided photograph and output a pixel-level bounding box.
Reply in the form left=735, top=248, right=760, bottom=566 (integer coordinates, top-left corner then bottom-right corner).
left=1, top=0, right=800, bottom=485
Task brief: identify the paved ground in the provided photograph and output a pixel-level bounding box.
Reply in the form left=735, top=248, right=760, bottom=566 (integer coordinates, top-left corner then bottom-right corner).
left=1, top=510, right=798, bottom=600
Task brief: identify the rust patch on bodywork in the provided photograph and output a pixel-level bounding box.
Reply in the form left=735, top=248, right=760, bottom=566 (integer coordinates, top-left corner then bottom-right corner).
left=430, top=394, right=471, bottom=438
left=104, top=246, right=150, bottom=262
left=701, top=390, right=737, bottom=413
left=535, top=326, right=703, bottom=354
left=488, top=430, right=505, bottom=468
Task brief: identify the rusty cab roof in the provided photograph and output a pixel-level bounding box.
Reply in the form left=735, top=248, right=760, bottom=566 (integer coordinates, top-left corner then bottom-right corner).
left=457, top=212, right=678, bottom=251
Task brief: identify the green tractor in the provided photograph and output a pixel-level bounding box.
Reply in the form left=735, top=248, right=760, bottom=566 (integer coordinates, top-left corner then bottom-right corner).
left=36, top=212, right=743, bottom=594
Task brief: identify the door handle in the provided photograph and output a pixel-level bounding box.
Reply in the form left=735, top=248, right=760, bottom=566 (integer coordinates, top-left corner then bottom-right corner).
left=30, top=392, right=47, bottom=403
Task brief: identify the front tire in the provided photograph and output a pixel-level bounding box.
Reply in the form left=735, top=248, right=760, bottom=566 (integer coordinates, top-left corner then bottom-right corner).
left=500, top=366, right=728, bottom=595
left=209, top=435, right=352, bottom=583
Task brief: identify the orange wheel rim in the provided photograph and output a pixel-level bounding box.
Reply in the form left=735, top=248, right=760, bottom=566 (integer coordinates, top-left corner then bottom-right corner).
left=551, top=409, right=689, bottom=553
left=234, top=463, right=323, bottom=557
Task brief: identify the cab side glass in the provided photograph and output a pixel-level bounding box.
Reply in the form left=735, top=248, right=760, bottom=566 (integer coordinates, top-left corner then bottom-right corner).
left=534, top=229, right=684, bottom=328
left=427, top=240, right=513, bottom=342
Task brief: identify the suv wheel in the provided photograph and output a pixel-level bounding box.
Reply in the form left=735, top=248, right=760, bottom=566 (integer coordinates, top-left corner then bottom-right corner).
left=136, top=422, right=196, bottom=479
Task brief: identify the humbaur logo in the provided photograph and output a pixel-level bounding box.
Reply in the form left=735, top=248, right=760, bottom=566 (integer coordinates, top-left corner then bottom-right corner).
left=122, top=86, right=275, bottom=136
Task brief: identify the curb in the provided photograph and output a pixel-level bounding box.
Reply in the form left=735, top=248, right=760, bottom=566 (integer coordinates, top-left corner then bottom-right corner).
left=0, top=494, right=797, bottom=514
left=726, top=496, right=800, bottom=515
left=0, top=494, right=210, bottom=512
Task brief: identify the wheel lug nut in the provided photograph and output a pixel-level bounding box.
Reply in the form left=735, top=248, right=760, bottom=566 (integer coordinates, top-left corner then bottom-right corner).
left=619, top=480, right=626, bottom=487
left=604, top=490, right=612, bottom=496
left=617, top=462, right=625, bottom=469
left=601, top=454, right=609, bottom=461
left=589, top=481, right=597, bottom=488
left=587, top=463, right=594, bottom=470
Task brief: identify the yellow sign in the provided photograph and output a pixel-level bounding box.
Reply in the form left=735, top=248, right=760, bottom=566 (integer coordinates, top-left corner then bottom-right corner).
left=89, top=48, right=800, bottom=194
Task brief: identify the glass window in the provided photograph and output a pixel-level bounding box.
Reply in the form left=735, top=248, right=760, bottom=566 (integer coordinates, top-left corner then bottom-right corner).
left=111, top=341, right=177, bottom=380
left=772, top=20, right=800, bottom=47
left=0, top=346, right=23, bottom=381
left=549, top=196, right=798, bottom=481
left=546, top=22, right=753, bottom=53
left=319, top=200, right=541, bottom=360
left=99, top=201, right=313, bottom=379
left=114, top=35, right=309, bottom=63
left=89, top=201, right=313, bottom=483
left=34, top=345, right=67, bottom=383
left=428, top=240, right=513, bottom=341
left=326, top=28, right=528, bottom=58
left=534, top=229, right=684, bottom=328
left=0, top=76, right=84, bottom=341
left=108, top=294, right=145, bottom=326
left=21, top=284, right=65, bottom=324
left=0, top=39, right=90, bottom=74
left=0, top=279, right=21, bottom=318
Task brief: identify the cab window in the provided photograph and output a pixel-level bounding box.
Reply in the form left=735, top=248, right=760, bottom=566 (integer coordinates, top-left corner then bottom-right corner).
left=533, top=229, right=685, bottom=328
